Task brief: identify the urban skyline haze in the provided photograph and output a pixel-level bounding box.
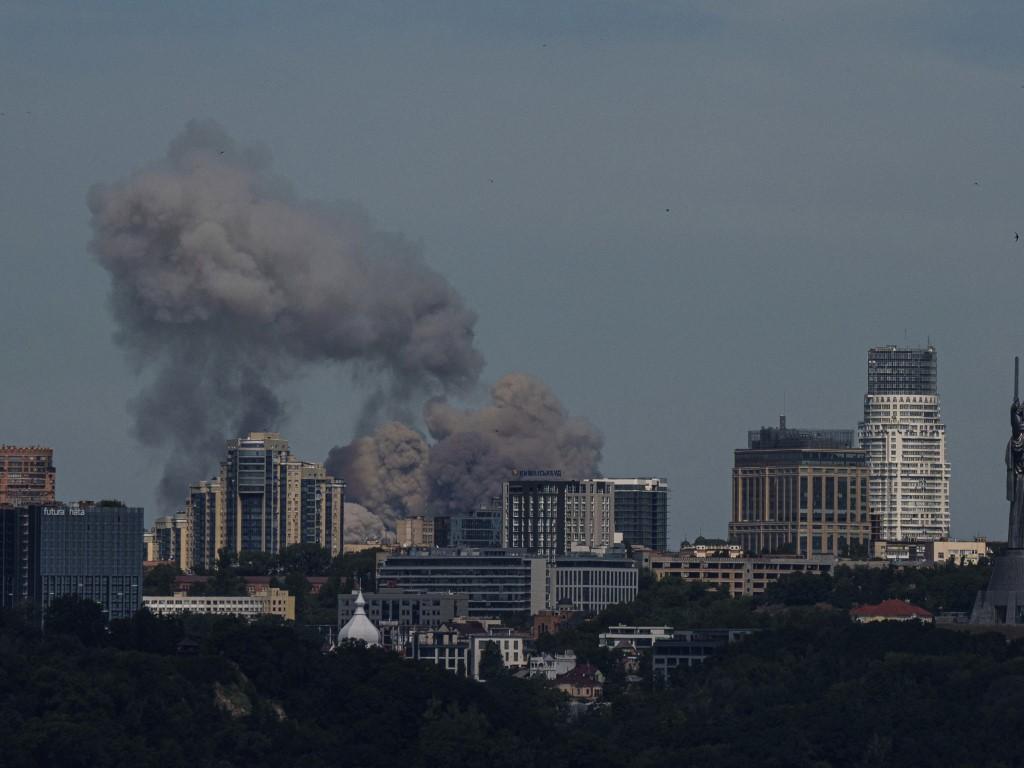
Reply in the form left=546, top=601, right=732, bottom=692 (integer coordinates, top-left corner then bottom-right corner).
left=3, top=2, right=1024, bottom=541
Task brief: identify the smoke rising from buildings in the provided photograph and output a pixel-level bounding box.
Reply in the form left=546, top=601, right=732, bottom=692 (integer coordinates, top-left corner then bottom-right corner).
left=89, top=120, right=483, bottom=509
left=327, top=373, right=604, bottom=535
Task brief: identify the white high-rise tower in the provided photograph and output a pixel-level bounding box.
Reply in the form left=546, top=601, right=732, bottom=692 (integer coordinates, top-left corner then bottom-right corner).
left=858, top=346, right=951, bottom=541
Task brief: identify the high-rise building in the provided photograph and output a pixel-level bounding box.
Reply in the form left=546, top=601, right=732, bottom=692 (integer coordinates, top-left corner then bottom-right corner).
left=502, top=477, right=615, bottom=556
left=728, top=417, right=871, bottom=558
left=0, top=446, right=55, bottom=507
left=185, top=433, right=345, bottom=570
left=153, top=513, right=191, bottom=572
left=602, top=478, right=669, bottom=551
left=0, top=502, right=143, bottom=620
left=859, top=346, right=950, bottom=541
left=188, top=478, right=224, bottom=571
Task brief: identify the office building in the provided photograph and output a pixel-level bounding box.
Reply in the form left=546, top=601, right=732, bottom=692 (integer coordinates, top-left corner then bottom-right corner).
left=502, top=478, right=615, bottom=556
left=647, top=552, right=836, bottom=597
left=143, top=587, right=295, bottom=621
left=185, top=433, right=345, bottom=570
left=859, top=346, right=951, bottom=541
left=0, top=446, right=55, bottom=507
left=603, top=478, right=668, bottom=551
left=729, top=417, right=871, bottom=558
left=337, top=590, right=469, bottom=629
left=0, top=502, right=143, bottom=620
left=448, top=499, right=502, bottom=548
left=376, top=548, right=548, bottom=618
left=396, top=516, right=435, bottom=548
left=549, top=552, right=639, bottom=612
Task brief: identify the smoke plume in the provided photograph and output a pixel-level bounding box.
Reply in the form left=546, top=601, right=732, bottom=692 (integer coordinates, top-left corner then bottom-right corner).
left=89, top=120, right=483, bottom=508
left=343, top=502, right=388, bottom=542
left=328, top=373, right=604, bottom=536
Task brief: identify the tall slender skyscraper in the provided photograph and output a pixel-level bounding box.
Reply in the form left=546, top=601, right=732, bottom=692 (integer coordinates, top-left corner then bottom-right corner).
left=858, top=346, right=950, bottom=541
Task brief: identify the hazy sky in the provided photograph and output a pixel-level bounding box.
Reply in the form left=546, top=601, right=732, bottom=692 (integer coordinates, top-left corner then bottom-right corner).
left=3, top=1, right=1024, bottom=541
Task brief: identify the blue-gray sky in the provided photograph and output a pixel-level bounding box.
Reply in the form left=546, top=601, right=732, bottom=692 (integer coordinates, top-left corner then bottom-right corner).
left=2, top=1, right=1023, bottom=541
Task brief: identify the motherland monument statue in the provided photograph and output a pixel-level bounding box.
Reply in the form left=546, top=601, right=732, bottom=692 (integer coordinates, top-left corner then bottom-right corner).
left=972, top=357, right=1024, bottom=623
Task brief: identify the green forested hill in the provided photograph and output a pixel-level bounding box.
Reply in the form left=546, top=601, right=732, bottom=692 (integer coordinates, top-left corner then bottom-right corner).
left=4, top=572, right=1024, bottom=768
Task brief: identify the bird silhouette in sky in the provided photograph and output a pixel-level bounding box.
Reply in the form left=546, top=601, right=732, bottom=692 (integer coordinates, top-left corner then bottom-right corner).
left=1016, top=232, right=1020, bottom=242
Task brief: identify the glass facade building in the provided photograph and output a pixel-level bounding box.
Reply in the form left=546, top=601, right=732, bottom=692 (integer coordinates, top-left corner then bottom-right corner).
left=603, top=478, right=669, bottom=551
left=0, top=502, right=143, bottom=620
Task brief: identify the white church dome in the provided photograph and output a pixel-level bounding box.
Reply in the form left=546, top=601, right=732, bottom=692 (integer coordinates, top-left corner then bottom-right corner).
left=337, top=590, right=381, bottom=647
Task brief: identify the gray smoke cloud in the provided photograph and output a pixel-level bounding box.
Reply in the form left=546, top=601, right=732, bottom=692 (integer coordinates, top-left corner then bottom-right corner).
left=89, top=120, right=483, bottom=509
left=331, top=421, right=429, bottom=535
left=328, top=373, right=604, bottom=536
left=343, top=502, right=388, bottom=543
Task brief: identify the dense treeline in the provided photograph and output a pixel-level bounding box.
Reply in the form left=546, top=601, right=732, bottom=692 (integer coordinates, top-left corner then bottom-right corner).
left=24, top=562, right=1019, bottom=766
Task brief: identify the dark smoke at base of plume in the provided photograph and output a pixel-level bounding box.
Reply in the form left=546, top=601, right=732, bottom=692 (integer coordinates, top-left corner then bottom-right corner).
left=326, top=372, right=604, bottom=537
left=88, top=119, right=482, bottom=511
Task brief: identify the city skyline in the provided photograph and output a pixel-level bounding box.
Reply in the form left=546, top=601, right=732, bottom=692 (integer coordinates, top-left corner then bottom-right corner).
left=4, top=3, right=1024, bottom=542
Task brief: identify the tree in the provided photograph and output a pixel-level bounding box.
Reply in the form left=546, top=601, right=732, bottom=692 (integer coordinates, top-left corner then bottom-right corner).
left=477, top=641, right=504, bottom=681
left=144, top=563, right=180, bottom=596
left=279, top=544, right=332, bottom=576
left=44, top=595, right=107, bottom=645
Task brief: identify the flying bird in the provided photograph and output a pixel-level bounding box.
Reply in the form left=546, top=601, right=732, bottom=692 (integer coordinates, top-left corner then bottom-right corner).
left=1016, top=232, right=1020, bottom=242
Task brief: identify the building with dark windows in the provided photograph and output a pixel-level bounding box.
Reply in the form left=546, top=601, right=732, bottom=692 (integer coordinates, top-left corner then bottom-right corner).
left=376, top=549, right=548, bottom=618
left=603, top=478, right=668, bottom=551
left=502, top=478, right=615, bottom=556
left=0, top=446, right=55, bottom=507
left=337, top=590, right=469, bottom=629
left=859, top=346, right=950, bottom=541
left=728, top=416, right=870, bottom=558
left=0, top=502, right=143, bottom=620
left=184, top=433, right=345, bottom=571
left=448, top=499, right=502, bottom=548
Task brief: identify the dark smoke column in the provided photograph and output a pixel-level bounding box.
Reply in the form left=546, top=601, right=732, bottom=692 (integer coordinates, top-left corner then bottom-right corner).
left=89, top=120, right=483, bottom=512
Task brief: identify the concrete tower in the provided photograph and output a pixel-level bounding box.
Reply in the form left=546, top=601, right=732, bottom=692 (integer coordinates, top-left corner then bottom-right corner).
left=858, top=346, right=951, bottom=541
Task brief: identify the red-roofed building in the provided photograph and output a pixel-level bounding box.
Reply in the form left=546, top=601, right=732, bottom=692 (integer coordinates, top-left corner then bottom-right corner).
left=850, top=599, right=933, bottom=624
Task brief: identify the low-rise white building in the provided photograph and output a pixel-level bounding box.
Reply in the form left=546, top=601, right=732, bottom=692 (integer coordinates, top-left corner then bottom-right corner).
left=143, top=588, right=295, bottom=621
left=528, top=651, right=577, bottom=680
left=598, top=625, right=674, bottom=650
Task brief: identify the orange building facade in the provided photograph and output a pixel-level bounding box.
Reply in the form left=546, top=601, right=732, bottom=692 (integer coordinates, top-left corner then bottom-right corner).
left=0, top=446, right=55, bottom=507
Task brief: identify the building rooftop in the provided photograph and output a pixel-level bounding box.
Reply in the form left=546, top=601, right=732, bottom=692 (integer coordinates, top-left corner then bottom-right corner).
left=850, top=599, right=933, bottom=620
left=746, top=416, right=854, bottom=450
